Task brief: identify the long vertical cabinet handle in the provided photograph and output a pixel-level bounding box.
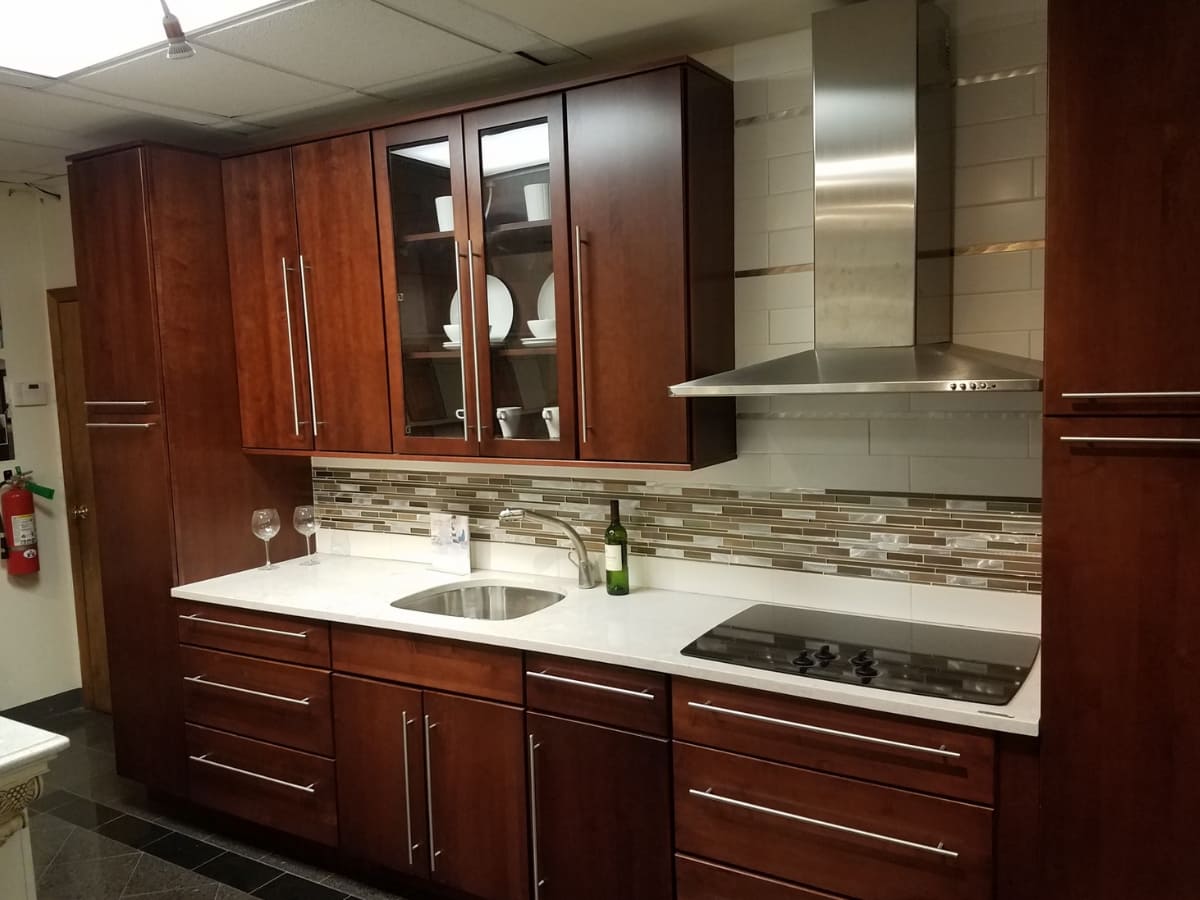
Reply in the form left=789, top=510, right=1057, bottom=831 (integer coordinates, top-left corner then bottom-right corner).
left=401, top=711, right=416, bottom=866
left=528, top=734, right=545, bottom=898
left=574, top=226, right=588, bottom=442
left=423, top=715, right=440, bottom=871
left=454, top=240, right=469, bottom=440
left=279, top=257, right=302, bottom=436
left=298, top=254, right=320, bottom=436
left=466, top=240, right=484, bottom=437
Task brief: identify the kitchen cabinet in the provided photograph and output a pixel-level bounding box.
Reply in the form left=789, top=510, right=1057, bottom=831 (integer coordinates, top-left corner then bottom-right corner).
left=224, top=134, right=392, bottom=453
left=68, top=145, right=310, bottom=796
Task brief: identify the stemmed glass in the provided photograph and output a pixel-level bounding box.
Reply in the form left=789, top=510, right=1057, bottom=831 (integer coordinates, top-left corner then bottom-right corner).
left=251, top=508, right=281, bottom=570
left=293, top=505, right=319, bottom=566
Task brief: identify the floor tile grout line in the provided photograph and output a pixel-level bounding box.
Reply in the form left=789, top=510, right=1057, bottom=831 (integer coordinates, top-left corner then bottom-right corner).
left=36, top=820, right=77, bottom=875
left=116, top=850, right=146, bottom=899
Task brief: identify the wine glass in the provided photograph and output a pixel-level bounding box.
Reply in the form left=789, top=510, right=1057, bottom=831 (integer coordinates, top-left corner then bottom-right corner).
left=293, top=505, right=319, bottom=566
left=251, top=508, right=281, bottom=570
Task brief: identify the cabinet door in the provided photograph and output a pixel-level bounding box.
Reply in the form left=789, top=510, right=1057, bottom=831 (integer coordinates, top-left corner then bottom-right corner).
left=292, top=135, right=392, bottom=453
left=332, top=675, right=428, bottom=877
left=424, top=691, right=528, bottom=900
left=527, top=712, right=672, bottom=900
left=464, top=96, right=577, bottom=459
left=88, top=417, right=184, bottom=795
left=69, top=148, right=164, bottom=412
left=566, top=69, right=689, bottom=462
left=375, top=116, right=481, bottom=456
left=1045, top=2, right=1200, bottom=414
left=1042, top=417, right=1200, bottom=898
left=223, top=148, right=312, bottom=450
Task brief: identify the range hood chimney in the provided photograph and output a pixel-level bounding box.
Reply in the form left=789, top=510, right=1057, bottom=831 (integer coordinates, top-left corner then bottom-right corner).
left=670, top=0, right=1042, bottom=397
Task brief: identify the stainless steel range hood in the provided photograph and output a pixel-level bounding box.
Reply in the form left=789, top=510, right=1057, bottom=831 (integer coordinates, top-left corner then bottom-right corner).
left=671, top=0, right=1043, bottom=397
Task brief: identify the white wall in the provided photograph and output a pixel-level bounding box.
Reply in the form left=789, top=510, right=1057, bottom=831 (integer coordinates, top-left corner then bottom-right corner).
left=0, top=176, right=82, bottom=709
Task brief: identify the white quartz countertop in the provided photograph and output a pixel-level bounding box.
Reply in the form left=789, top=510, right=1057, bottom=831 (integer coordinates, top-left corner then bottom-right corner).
left=0, top=717, right=69, bottom=782
left=172, top=555, right=1041, bottom=736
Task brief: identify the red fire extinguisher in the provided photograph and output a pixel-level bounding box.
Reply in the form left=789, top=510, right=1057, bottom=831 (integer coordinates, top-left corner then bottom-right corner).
left=1, top=467, right=54, bottom=576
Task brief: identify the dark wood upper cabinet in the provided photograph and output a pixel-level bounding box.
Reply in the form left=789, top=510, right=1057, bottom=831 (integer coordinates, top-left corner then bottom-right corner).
left=224, top=135, right=392, bottom=453
left=527, top=712, right=673, bottom=900
left=1041, top=417, right=1200, bottom=898
left=566, top=66, right=736, bottom=465
left=1044, top=1, right=1200, bottom=415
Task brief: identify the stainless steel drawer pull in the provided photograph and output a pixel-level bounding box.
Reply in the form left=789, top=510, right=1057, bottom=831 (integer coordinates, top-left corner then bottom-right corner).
left=1062, top=391, right=1200, bottom=399
left=178, top=613, right=309, bottom=640
left=85, top=401, right=153, bottom=406
left=574, top=225, right=589, bottom=442
left=189, top=753, right=315, bottom=793
left=689, top=788, right=959, bottom=859
left=1061, top=436, right=1200, bottom=446
left=298, top=254, right=320, bottom=436
left=280, top=257, right=302, bottom=437
left=528, top=734, right=545, bottom=898
left=454, top=240, right=468, bottom=440
left=528, top=670, right=655, bottom=701
left=466, top=239, right=483, bottom=437
left=424, top=715, right=440, bottom=871
left=401, top=711, right=416, bottom=865
left=183, top=674, right=311, bottom=706
left=686, top=701, right=960, bottom=759
left=86, top=422, right=155, bottom=429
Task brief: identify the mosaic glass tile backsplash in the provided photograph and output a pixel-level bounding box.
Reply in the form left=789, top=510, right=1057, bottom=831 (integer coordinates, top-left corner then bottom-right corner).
left=313, top=467, right=1042, bottom=593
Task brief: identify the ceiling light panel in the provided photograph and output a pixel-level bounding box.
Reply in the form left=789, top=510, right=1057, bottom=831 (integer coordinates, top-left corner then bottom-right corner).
left=0, top=1, right=286, bottom=78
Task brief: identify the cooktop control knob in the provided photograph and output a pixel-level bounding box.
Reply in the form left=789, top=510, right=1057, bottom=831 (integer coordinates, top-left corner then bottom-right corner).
left=815, top=644, right=838, bottom=666
left=792, top=651, right=815, bottom=669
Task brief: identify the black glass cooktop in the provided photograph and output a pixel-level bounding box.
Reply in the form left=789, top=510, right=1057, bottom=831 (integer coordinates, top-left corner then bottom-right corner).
left=681, top=604, right=1040, bottom=705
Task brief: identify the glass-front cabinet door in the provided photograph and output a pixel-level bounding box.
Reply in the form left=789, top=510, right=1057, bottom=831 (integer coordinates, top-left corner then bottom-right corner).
left=375, top=116, right=479, bottom=455
left=463, top=97, right=576, bottom=459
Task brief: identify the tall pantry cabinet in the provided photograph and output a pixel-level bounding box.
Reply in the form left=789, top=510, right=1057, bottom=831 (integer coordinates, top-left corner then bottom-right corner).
left=68, top=143, right=311, bottom=796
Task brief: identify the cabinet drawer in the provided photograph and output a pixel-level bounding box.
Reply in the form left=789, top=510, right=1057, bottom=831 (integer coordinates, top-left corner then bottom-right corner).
left=185, top=724, right=337, bottom=846
left=674, top=679, right=994, bottom=804
left=674, top=743, right=992, bottom=900
left=525, top=654, right=668, bottom=736
left=331, top=625, right=522, bottom=703
left=177, top=601, right=330, bottom=667
left=676, top=855, right=843, bottom=900
left=180, top=646, right=332, bottom=756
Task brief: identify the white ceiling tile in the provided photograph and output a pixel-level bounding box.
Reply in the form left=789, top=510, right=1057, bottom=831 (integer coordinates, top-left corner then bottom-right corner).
left=0, top=121, right=91, bottom=152
left=196, top=0, right=497, bottom=91
left=47, top=83, right=233, bottom=126
left=0, top=83, right=149, bottom=133
left=375, top=0, right=542, bottom=53
left=363, top=53, right=537, bottom=99
left=241, top=90, right=382, bottom=125
left=71, top=46, right=343, bottom=118
left=0, top=67, right=54, bottom=89
left=0, top=139, right=69, bottom=174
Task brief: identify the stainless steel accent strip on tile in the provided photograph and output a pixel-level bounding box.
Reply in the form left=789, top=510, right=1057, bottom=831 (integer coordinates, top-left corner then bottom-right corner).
left=954, top=64, right=1045, bottom=87
left=735, top=263, right=815, bottom=278
left=734, top=104, right=812, bottom=128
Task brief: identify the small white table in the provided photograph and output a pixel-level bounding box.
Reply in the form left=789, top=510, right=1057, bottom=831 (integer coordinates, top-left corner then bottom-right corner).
left=0, top=717, right=70, bottom=900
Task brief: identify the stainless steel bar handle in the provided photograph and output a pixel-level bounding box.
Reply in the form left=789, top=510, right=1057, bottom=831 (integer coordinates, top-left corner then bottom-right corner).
left=184, top=675, right=310, bottom=706
left=189, top=753, right=316, bottom=794
left=401, top=712, right=415, bottom=866
left=178, top=613, right=309, bottom=640
left=574, top=226, right=588, bottom=442
left=423, top=715, right=440, bottom=871
left=528, top=734, right=545, bottom=897
left=1060, top=436, right=1200, bottom=446
left=84, top=401, right=153, bottom=407
left=280, top=257, right=302, bottom=436
left=466, top=240, right=484, bottom=437
left=298, top=254, right=320, bottom=436
left=86, top=423, right=155, bottom=429
left=454, top=240, right=468, bottom=440
left=689, top=788, right=958, bottom=859
left=528, top=670, right=655, bottom=701
left=1062, top=391, right=1200, bottom=399
left=686, top=701, right=960, bottom=759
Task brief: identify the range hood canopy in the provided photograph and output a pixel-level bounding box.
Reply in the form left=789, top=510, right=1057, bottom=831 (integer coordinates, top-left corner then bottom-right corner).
left=671, top=0, right=1043, bottom=398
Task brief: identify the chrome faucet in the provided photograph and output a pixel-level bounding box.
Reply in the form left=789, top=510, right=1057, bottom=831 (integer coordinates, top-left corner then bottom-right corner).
left=498, top=507, right=599, bottom=589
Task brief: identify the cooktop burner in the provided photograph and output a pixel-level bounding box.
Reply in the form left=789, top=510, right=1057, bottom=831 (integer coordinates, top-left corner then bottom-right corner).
left=680, top=604, right=1040, bottom=705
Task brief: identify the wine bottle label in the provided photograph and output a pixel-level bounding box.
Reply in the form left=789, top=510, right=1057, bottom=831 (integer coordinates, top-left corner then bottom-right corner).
left=605, top=543, right=625, bottom=572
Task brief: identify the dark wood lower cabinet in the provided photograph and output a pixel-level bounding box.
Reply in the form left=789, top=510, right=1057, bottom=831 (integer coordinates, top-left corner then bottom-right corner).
left=675, top=855, right=842, bottom=900
left=527, top=712, right=673, bottom=900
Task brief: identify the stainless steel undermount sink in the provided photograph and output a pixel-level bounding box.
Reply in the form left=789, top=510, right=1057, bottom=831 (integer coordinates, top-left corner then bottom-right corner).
left=391, top=583, right=565, bottom=621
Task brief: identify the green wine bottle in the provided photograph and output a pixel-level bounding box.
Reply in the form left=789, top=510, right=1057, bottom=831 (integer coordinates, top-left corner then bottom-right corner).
left=604, top=499, right=629, bottom=595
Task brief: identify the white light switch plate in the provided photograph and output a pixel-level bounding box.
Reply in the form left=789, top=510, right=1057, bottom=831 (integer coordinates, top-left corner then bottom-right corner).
left=11, top=381, right=48, bottom=407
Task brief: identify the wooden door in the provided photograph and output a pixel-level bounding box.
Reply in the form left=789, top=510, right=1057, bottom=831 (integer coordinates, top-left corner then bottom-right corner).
left=566, top=68, right=689, bottom=462
left=292, top=134, right=392, bottom=453
left=374, top=116, right=481, bottom=457
left=87, top=417, right=184, bottom=795
left=463, top=96, right=577, bottom=460
left=332, top=675, right=429, bottom=877
left=223, top=149, right=312, bottom=450
left=68, top=148, right=163, bottom=413
left=47, top=288, right=110, bottom=712
left=527, top=712, right=672, bottom=900
left=1041, top=417, right=1200, bottom=898
left=423, top=691, right=528, bottom=900
left=1044, top=1, right=1200, bottom=415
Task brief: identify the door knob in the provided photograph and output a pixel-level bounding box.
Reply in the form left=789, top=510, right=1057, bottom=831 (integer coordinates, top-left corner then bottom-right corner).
left=71, top=505, right=89, bottom=520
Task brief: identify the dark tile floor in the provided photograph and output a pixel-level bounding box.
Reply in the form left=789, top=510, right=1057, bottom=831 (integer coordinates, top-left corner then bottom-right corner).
left=13, top=705, right=417, bottom=900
